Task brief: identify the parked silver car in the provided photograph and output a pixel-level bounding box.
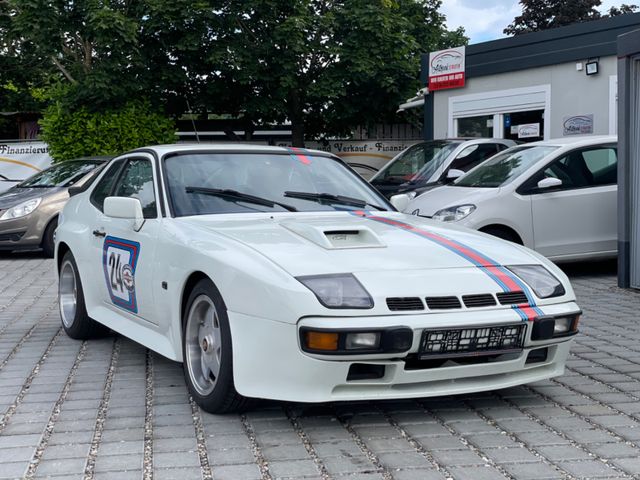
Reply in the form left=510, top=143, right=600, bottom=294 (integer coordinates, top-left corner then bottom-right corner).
left=0, top=157, right=109, bottom=257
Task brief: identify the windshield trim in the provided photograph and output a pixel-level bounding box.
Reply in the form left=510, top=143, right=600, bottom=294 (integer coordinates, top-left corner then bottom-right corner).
left=160, top=149, right=394, bottom=218
left=17, top=160, right=102, bottom=188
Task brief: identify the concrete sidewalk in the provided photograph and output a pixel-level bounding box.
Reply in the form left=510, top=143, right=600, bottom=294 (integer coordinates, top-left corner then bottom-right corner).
left=0, top=255, right=639, bottom=479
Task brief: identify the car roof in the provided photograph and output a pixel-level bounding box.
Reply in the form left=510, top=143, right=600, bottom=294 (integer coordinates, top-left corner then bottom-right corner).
left=521, top=135, right=617, bottom=148
left=133, top=144, right=334, bottom=158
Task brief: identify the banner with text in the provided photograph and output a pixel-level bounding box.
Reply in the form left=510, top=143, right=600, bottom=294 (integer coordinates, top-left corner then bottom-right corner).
left=0, top=142, right=53, bottom=181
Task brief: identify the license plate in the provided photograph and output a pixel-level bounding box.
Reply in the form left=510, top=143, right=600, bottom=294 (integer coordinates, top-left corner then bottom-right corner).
left=419, top=324, right=526, bottom=360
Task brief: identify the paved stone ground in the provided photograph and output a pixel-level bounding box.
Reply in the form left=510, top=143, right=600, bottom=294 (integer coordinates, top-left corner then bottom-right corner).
left=0, top=254, right=640, bottom=479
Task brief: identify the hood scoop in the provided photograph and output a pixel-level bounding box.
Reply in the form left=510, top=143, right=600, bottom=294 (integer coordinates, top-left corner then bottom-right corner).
left=280, top=222, right=386, bottom=250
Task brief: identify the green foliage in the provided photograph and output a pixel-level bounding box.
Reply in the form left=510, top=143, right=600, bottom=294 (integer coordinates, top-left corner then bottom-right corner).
left=39, top=102, right=177, bottom=162
left=505, top=0, right=639, bottom=35
left=3, top=0, right=468, bottom=147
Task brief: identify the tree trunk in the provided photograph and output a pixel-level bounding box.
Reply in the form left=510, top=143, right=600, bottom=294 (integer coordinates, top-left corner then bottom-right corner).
left=288, top=89, right=305, bottom=147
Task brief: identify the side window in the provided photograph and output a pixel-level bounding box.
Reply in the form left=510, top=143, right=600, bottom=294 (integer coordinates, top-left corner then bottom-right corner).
left=449, top=144, right=499, bottom=172
left=528, top=146, right=617, bottom=193
left=583, top=147, right=617, bottom=185
left=112, top=159, right=157, bottom=218
left=90, top=161, right=124, bottom=212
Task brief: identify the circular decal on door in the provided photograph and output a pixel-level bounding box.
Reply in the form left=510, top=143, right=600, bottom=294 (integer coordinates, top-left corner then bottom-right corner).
left=122, top=264, right=135, bottom=292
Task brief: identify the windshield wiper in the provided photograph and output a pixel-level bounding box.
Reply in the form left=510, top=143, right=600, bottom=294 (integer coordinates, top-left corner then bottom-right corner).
left=284, top=191, right=386, bottom=211
left=185, top=187, right=298, bottom=212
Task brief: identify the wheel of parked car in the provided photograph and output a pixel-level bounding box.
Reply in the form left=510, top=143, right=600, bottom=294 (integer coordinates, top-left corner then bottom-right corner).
left=42, top=217, right=58, bottom=258
left=58, top=251, right=108, bottom=339
left=182, top=278, right=249, bottom=413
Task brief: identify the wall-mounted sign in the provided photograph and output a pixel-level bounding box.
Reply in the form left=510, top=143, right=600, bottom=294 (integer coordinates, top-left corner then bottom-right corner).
left=563, top=114, right=594, bottom=136
left=517, top=123, right=540, bottom=139
left=428, top=46, right=466, bottom=92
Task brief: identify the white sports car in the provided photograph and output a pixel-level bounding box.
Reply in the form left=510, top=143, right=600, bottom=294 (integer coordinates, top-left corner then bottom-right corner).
left=55, top=144, right=580, bottom=413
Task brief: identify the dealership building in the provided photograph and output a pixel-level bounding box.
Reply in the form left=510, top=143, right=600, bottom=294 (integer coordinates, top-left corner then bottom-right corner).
left=420, top=12, right=640, bottom=143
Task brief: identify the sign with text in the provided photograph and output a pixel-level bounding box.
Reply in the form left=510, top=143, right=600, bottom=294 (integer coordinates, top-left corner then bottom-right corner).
left=0, top=142, right=52, bottom=181
left=428, top=46, right=466, bottom=92
left=563, top=114, right=594, bottom=136
left=517, top=123, right=541, bottom=139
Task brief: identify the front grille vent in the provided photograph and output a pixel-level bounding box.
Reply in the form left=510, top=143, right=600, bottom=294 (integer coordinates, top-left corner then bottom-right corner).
left=0, top=231, right=25, bottom=242
left=386, top=297, right=424, bottom=311
left=425, top=296, right=461, bottom=310
left=497, top=291, right=528, bottom=305
left=462, top=294, right=496, bottom=308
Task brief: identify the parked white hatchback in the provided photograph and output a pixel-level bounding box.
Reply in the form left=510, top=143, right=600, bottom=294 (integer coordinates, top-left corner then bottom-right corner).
left=402, top=136, right=618, bottom=262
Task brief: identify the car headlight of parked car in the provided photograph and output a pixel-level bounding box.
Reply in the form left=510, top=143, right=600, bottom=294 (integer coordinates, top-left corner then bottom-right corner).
left=432, top=204, right=476, bottom=222
left=508, top=265, right=566, bottom=298
left=297, top=273, right=374, bottom=309
left=0, top=197, right=42, bottom=220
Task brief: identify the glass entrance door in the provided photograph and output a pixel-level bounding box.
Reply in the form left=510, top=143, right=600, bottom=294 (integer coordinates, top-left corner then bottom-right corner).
left=503, top=110, right=544, bottom=143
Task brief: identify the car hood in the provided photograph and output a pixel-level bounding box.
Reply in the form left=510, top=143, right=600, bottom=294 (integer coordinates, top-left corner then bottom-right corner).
left=180, top=211, right=538, bottom=277
left=406, top=185, right=498, bottom=216
left=0, top=186, right=61, bottom=210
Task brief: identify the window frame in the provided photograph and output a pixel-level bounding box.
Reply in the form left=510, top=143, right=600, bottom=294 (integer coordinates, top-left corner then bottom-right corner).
left=516, top=143, right=618, bottom=195
left=90, top=159, right=127, bottom=213
left=90, top=156, right=159, bottom=219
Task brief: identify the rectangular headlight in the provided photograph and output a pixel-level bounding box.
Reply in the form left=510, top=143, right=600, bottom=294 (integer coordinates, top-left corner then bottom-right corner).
left=297, top=274, right=373, bottom=309
left=345, top=332, right=381, bottom=350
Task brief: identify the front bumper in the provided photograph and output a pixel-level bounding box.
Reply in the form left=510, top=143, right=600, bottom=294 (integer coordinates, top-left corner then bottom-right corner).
left=229, top=302, right=579, bottom=403
left=0, top=214, right=45, bottom=250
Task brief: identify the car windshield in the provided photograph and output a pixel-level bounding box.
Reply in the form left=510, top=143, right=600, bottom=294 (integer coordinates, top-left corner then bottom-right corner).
left=455, top=146, right=559, bottom=188
left=372, top=141, right=461, bottom=185
left=165, top=152, right=390, bottom=216
left=18, top=160, right=101, bottom=188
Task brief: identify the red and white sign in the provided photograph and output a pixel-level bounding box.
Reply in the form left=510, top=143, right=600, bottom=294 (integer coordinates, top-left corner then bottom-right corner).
left=428, top=46, right=466, bottom=92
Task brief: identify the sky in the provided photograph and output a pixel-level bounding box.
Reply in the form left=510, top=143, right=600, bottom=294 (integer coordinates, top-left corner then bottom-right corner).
left=440, top=0, right=629, bottom=43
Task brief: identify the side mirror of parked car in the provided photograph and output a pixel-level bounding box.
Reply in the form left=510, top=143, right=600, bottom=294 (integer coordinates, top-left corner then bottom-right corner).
left=537, top=177, right=563, bottom=190
left=104, top=197, right=145, bottom=231
left=390, top=193, right=410, bottom=212
left=445, top=169, right=465, bottom=183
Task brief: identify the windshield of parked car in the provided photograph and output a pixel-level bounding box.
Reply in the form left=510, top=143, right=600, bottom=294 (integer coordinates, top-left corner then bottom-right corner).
left=18, top=160, right=101, bottom=188
left=165, top=152, right=391, bottom=216
left=455, top=146, right=559, bottom=188
left=371, top=141, right=462, bottom=185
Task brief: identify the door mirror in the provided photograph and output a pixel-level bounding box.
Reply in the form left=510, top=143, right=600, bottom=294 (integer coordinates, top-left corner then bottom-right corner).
left=104, top=197, right=145, bottom=231
left=537, top=177, right=563, bottom=190
left=446, top=169, right=465, bottom=182
left=390, top=193, right=410, bottom=212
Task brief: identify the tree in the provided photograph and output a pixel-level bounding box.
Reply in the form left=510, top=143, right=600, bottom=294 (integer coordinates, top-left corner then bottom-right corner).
left=212, top=0, right=467, bottom=146
left=504, top=0, right=638, bottom=35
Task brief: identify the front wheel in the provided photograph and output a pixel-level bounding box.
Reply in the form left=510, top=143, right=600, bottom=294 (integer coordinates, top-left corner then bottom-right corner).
left=42, top=217, right=58, bottom=258
left=58, top=252, right=108, bottom=339
left=182, top=279, right=250, bottom=413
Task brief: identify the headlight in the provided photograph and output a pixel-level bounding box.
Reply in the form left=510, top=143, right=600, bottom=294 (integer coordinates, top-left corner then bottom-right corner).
left=297, top=273, right=374, bottom=309
left=432, top=204, right=476, bottom=222
left=508, top=265, right=565, bottom=299
left=0, top=197, right=42, bottom=220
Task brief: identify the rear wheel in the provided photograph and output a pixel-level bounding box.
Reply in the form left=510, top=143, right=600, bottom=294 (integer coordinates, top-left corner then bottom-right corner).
left=58, top=252, right=108, bottom=339
left=42, top=217, right=58, bottom=258
left=182, top=278, right=250, bottom=413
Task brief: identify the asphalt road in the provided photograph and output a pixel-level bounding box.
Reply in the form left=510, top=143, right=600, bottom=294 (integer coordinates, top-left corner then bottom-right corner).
left=0, top=254, right=639, bottom=480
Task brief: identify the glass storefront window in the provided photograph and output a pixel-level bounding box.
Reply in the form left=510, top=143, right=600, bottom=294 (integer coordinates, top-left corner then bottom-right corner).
left=456, top=115, right=494, bottom=137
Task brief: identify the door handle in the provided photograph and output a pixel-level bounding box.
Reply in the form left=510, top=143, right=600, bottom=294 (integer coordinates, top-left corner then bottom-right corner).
left=92, top=229, right=106, bottom=238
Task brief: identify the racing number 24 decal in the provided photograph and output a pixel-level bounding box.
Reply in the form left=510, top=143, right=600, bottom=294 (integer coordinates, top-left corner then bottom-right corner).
left=102, top=236, right=141, bottom=313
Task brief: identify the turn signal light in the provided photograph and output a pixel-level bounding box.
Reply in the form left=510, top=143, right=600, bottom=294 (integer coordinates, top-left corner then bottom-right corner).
left=305, top=331, right=339, bottom=351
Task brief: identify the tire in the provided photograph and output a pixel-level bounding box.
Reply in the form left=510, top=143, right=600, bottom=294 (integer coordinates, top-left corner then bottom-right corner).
left=480, top=226, right=522, bottom=245
left=58, top=251, right=108, bottom=339
left=182, top=278, right=250, bottom=413
left=42, top=217, right=58, bottom=258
